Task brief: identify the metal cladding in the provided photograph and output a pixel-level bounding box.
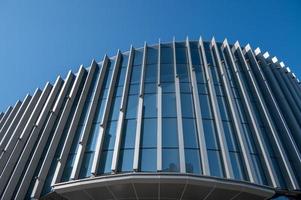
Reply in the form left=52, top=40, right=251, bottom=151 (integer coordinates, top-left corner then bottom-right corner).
left=0, top=37, right=301, bottom=200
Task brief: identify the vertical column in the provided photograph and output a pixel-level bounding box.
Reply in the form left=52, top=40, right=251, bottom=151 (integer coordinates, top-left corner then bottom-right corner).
left=276, top=62, right=301, bottom=113
left=0, top=82, right=53, bottom=196
left=0, top=106, right=13, bottom=129
left=31, top=67, right=85, bottom=198
left=0, top=113, right=4, bottom=123
left=133, top=43, right=147, bottom=171
left=212, top=39, right=256, bottom=182
left=229, top=41, right=277, bottom=187
left=15, top=71, right=74, bottom=200
left=173, top=38, right=186, bottom=173
left=111, top=47, right=134, bottom=172
left=52, top=64, right=96, bottom=184
left=157, top=40, right=162, bottom=172
left=243, top=45, right=299, bottom=189
left=70, top=59, right=111, bottom=179
left=0, top=101, right=22, bottom=139
left=254, top=49, right=301, bottom=189
left=0, top=95, right=31, bottom=153
left=0, top=89, right=41, bottom=172
left=199, top=37, right=233, bottom=179
left=91, top=51, right=122, bottom=175
left=2, top=76, right=64, bottom=200
left=185, top=37, right=210, bottom=175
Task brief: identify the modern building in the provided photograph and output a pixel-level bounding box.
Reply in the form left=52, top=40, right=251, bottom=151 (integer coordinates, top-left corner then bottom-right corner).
left=0, top=37, right=300, bottom=200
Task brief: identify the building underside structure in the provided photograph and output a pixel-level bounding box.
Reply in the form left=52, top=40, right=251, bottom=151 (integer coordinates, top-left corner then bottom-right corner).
left=0, top=37, right=301, bottom=200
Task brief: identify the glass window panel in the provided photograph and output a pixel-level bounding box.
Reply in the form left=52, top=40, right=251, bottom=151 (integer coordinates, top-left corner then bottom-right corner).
left=183, top=118, right=199, bottom=148
left=145, top=64, right=157, bottom=83
left=234, top=98, right=248, bottom=123
left=190, top=42, right=199, bottom=49
left=93, top=99, right=106, bottom=123
left=204, top=42, right=214, bottom=65
left=161, top=47, right=173, bottom=64
left=146, top=47, right=158, bottom=64
left=251, top=154, right=268, bottom=185
left=103, top=121, right=117, bottom=150
left=230, top=152, right=246, bottom=180
left=62, top=153, right=76, bottom=181
left=232, top=87, right=240, bottom=98
left=69, top=125, right=84, bottom=154
left=133, top=50, right=143, bottom=66
left=144, top=83, right=157, bottom=94
left=195, top=65, right=206, bottom=83
left=242, top=123, right=257, bottom=154
left=86, top=123, right=100, bottom=151
left=79, top=152, right=94, bottom=178
left=180, top=82, right=192, bottom=93
left=210, top=67, right=220, bottom=84
left=143, top=94, right=157, bottom=118
left=160, top=64, right=174, bottom=82
left=121, top=119, right=136, bottom=149
left=223, top=121, right=238, bottom=152
left=117, top=67, right=127, bottom=86
left=176, top=48, right=187, bottom=64
left=102, top=88, right=109, bottom=97
left=161, top=82, right=175, bottom=93
left=139, top=148, right=157, bottom=172
left=162, top=93, right=177, bottom=117
left=104, top=69, right=114, bottom=89
left=162, top=118, right=178, bottom=148
left=197, top=83, right=207, bottom=94
left=217, top=96, right=229, bottom=121
left=126, top=95, right=138, bottom=119
left=185, top=149, right=201, bottom=174
left=271, top=157, right=286, bottom=188
left=129, top=84, right=139, bottom=95
left=110, top=96, right=121, bottom=121
left=109, top=59, right=116, bottom=70
left=130, top=66, right=142, bottom=84
left=190, top=48, right=201, bottom=65
left=214, top=84, right=224, bottom=96
left=162, top=148, right=180, bottom=172
left=86, top=70, right=99, bottom=101
left=118, top=149, right=134, bottom=172
left=141, top=118, right=157, bottom=148
left=208, top=150, right=224, bottom=177
left=203, top=119, right=219, bottom=149
left=98, top=150, right=113, bottom=174
left=121, top=54, right=129, bottom=68
left=199, top=94, right=212, bottom=119
left=115, top=86, right=124, bottom=97
left=177, top=64, right=189, bottom=82
left=78, top=100, right=92, bottom=125
left=181, top=93, right=194, bottom=118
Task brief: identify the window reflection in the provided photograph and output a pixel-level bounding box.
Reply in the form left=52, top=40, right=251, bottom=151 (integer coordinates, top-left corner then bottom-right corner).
left=139, top=148, right=156, bottom=172
left=185, top=149, right=201, bottom=174
left=183, top=119, right=198, bottom=148
left=162, top=93, right=177, bottom=117
left=118, top=149, right=134, bottom=172
left=141, top=119, right=157, bottom=148
left=146, top=47, right=158, bottom=65
left=208, top=150, right=224, bottom=177
left=143, top=94, right=157, bottom=118
left=160, top=46, right=173, bottom=64
left=162, top=149, right=179, bottom=172
left=162, top=118, right=178, bottom=148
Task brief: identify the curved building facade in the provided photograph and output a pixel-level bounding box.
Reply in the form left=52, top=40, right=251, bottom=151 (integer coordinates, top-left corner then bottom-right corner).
left=0, top=37, right=301, bottom=200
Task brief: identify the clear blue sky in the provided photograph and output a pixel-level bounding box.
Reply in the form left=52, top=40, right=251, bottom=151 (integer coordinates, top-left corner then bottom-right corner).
left=0, top=0, right=300, bottom=111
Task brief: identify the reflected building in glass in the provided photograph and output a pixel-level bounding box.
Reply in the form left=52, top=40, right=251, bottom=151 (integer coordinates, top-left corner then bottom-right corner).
left=0, top=37, right=300, bottom=200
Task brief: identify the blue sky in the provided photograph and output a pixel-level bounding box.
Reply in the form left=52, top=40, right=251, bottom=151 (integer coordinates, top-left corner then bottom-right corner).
left=0, top=0, right=300, bottom=111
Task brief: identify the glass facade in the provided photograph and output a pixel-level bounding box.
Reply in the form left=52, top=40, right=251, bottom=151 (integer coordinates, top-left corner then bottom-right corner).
left=0, top=39, right=300, bottom=200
